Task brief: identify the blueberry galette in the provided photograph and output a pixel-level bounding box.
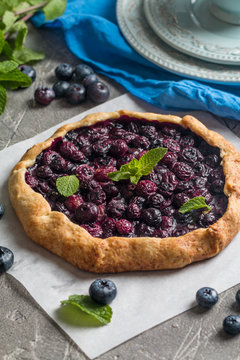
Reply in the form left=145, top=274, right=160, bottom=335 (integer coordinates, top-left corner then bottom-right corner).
left=9, top=111, right=240, bottom=272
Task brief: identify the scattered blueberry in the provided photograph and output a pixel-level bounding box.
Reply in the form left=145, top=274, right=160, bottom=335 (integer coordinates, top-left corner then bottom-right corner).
left=55, top=63, right=74, bottom=81
left=74, top=64, right=94, bottom=81
left=66, top=83, right=86, bottom=105
left=236, top=289, right=240, bottom=305
left=87, top=81, right=110, bottom=104
left=53, top=81, right=70, bottom=97
left=196, top=287, right=219, bottom=308
left=223, top=315, right=240, bottom=335
left=18, top=65, right=36, bottom=82
left=0, top=204, right=4, bottom=219
left=89, top=279, right=117, bottom=305
left=0, top=246, right=14, bottom=273
left=34, top=87, right=55, bottom=105
left=82, top=73, right=98, bottom=88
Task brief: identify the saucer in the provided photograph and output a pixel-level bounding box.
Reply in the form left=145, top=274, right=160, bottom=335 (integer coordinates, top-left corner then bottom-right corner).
left=116, top=0, right=240, bottom=84
left=144, top=0, right=240, bottom=65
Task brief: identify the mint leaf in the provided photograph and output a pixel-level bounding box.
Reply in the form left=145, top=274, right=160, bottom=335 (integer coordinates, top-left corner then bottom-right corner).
left=0, top=68, right=32, bottom=88
left=11, top=20, right=28, bottom=50
left=0, top=60, right=18, bottom=73
left=2, top=11, right=17, bottom=33
left=56, top=175, right=79, bottom=197
left=0, top=31, right=5, bottom=54
left=130, top=173, right=142, bottom=185
left=43, top=0, right=67, bottom=20
left=61, top=295, right=112, bottom=325
left=0, top=85, right=7, bottom=115
left=107, top=170, right=131, bottom=182
left=107, top=147, right=168, bottom=184
left=14, top=1, right=33, bottom=12
left=2, top=41, right=16, bottom=61
left=13, top=47, right=45, bottom=64
left=179, top=196, right=211, bottom=214
left=138, top=148, right=168, bottom=175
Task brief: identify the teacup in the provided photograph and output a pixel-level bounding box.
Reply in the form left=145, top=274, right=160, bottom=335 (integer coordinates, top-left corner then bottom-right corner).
left=210, top=0, right=240, bottom=24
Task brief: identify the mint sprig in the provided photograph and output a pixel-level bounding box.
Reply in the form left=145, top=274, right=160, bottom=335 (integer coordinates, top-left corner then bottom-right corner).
left=179, top=196, right=211, bottom=214
left=0, top=0, right=67, bottom=115
left=61, top=295, right=112, bottom=325
left=108, top=147, right=168, bottom=185
left=56, top=175, right=79, bottom=197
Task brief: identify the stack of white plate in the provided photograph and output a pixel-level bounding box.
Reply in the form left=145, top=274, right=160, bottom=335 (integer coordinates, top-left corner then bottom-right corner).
left=117, top=0, right=240, bottom=84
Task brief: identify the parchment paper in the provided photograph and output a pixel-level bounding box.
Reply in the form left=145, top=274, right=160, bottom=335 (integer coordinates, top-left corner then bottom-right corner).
left=1, top=94, right=240, bottom=359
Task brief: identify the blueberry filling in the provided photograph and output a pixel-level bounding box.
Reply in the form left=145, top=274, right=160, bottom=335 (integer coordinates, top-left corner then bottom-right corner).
left=25, top=117, right=228, bottom=239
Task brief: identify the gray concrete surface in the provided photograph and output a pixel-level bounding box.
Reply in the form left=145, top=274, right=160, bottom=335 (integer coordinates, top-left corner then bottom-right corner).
left=1, top=24, right=240, bottom=360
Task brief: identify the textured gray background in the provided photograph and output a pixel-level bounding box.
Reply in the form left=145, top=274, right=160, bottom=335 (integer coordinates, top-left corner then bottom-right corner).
left=1, top=24, right=240, bottom=360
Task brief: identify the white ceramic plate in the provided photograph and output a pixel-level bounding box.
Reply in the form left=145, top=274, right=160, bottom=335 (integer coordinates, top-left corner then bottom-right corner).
left=144, top=0, right=240, bottom=65
left=116, top=0, right=240, bottom=84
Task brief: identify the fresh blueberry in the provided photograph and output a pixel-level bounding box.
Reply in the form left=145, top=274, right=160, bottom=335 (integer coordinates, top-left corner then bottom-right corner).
left=74, top=64, right=94, bottom=81
left=53, top=81, right=70, bottom=97
left=196, top=287, right=219, bottom=308
left=34, top=87, right=55, bottom=105
left=0, top=246, right=14, bottom=273
left=55, top=63, right=74, bottom=81
left=89, top=279, right=117, bottom=305
left=87, top=81, right=110, bottom=104
left=0, top=204, right=5, bottom=219
left=223, top=315, right=240, bottom=335
left=82, top=73, right=98, bottom=88
left=66, top=83, right=86, bottom=105
left=18, top=65, right=36, bottom=82
left=236, top=289, right=240, bottom=305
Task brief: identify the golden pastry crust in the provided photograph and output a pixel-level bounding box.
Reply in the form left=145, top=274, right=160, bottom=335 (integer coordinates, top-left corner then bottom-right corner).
left=8, top=110, right=240, bottom=273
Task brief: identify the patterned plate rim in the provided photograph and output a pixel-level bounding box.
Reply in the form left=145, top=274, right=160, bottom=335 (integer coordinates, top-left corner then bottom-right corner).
left=116, top=0, right=240, bottom=84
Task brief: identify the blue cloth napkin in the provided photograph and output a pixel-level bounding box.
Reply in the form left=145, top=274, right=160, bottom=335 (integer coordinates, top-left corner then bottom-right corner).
left=32, top=0, right=240, bottom=121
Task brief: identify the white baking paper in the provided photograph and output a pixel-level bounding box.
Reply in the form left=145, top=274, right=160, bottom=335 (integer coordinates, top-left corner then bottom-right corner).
left=1, top=94, right=240, bottom=359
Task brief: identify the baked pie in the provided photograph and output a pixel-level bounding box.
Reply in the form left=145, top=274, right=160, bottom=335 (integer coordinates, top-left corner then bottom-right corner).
left=9, top=111, right=240, bottom=272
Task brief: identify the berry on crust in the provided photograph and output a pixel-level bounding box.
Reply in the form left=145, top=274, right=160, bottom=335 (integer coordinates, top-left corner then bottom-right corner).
left=8, top=111, right=240, bottom=273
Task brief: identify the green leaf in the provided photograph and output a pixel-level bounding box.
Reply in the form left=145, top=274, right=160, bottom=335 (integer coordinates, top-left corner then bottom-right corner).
left=43, top=0, right=67, bottom=20
left=14, top=1, right=33, bottom=12
left=61, top=295, right=112, bottom=325
left=56, top=175, right=79, bottom=197
left=12, top=46, right=45, bottom=64
left=10, top=20, right=28, bottom=50
left=2, top=11, right=17, bottom=33
left=0, top=85, right=7, bottom=115
left=107, top=170, right=131, bottom=182
left=138, top=147, right=168, bottom=175
left=0, top=60, right=18, bottom=73
left=179, top=196, right=211, bottom=214
left=107, top=147, right=168, bottom=184
left=0, top=67, right=31, bottom=88
left=28, top=0, right=48, bottom=4
left=0, top=31, right=5, bottom=54
left=130, top=173, right=142, bottom=185
left=2, top=41, right=16, bottom=60
left=0, top=4, right=9, bottom=18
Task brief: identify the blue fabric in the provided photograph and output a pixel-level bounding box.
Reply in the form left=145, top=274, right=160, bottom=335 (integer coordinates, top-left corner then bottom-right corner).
left=32, top=0, right=240, bottom=121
